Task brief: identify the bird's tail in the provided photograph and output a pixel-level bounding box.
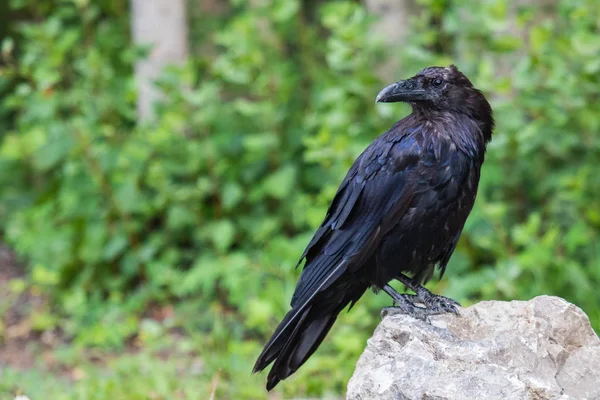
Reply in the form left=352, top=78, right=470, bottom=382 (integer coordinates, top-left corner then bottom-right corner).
left=253, top=280, right=368, bottom=390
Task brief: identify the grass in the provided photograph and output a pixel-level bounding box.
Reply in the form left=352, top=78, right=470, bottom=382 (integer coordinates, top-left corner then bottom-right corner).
left=0, top=315, right=352, bottom=400
left=0, top=244, right=368, bottom=400
left=0, top=250, right=238, bottom=400
left=0, top=279, right=353, bottom=400
left=1, top=351, right=214, bottom=400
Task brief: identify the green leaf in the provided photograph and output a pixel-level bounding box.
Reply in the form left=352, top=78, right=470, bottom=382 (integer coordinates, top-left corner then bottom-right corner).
left=1, top=37, right=14, bottom=57
left=263, top=165, right=297, bottom=199
left=207, top=220, right=236, bottom=253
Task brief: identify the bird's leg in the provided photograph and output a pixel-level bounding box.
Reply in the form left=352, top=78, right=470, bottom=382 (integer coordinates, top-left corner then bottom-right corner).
left=382, top=284, right=448, bottom=322
left=395, top=273, right=461, bottom=315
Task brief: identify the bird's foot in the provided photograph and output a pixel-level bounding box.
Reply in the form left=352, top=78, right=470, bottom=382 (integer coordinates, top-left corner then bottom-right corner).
left=395, top=274, right=461, bottom=316
left=381, top=282, right=461, bottom=321
left=381, top=285, right=438, bottom=322
left=403, top=292, right=461, bottom=316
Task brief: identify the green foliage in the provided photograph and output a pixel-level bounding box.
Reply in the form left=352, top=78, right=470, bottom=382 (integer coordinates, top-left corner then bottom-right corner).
left=1, top=0, right=599, bottom=398
left=0, top=0, right=387, bottom=397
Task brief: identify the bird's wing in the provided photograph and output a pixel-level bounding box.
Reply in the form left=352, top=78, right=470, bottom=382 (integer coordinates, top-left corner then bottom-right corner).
left=254, top=132, right=426, bottom=373
left=290, top=133, right=423, bottom=308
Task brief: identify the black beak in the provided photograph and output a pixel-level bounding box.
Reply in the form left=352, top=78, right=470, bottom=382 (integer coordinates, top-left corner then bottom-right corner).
left=375, top=79, right=428, bottom=103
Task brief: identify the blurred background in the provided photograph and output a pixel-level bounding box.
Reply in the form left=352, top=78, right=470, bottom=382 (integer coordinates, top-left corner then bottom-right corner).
left=0, top=0, right=599, bottom=398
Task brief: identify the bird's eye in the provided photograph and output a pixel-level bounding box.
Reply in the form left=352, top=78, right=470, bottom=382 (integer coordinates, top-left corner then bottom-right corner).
left=433, top=78, right=443, bottom=87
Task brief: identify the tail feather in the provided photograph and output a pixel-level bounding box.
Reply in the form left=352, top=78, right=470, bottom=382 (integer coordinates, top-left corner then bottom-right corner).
left=266, top=309, right=337, bottom=390
left=288, top=314, right=334, bottom=370
left=253, top=305, right=311, bottom=374
left=254, top=280, right=368, bottom=390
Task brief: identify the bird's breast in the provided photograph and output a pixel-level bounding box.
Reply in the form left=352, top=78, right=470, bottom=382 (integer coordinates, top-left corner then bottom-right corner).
left=373, top=154, right=480, bottom=286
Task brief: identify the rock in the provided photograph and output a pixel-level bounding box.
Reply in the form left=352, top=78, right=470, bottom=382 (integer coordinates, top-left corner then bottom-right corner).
left=347, top=296, right=600, bottom=400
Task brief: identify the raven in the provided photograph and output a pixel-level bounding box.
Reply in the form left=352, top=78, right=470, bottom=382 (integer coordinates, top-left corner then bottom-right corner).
left=253, top=65, right=494, bottom=390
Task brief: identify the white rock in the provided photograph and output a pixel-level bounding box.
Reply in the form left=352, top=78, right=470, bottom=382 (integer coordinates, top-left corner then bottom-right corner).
left=347, top=296, right=600, bottom=400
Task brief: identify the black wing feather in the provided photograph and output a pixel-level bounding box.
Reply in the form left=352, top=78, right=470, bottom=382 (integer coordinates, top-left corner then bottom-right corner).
left=291, top=133, right=420, bottom=307
left=254, top=130, right=423, bottom=386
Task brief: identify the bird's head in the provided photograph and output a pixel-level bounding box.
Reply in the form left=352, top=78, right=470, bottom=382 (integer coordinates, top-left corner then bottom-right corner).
left=376, top=65, right=494, bottom=141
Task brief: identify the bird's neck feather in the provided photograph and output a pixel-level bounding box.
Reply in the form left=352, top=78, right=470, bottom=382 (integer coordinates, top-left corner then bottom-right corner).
left=408, top=110, right=488, bottom=161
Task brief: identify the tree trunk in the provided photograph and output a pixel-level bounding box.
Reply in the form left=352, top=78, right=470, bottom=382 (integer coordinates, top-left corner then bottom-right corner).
left=131, top=0, right=189, bottom=121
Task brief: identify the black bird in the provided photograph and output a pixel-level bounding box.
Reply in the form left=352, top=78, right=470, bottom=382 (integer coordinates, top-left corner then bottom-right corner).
left=253, top=65, right=494, bottom=390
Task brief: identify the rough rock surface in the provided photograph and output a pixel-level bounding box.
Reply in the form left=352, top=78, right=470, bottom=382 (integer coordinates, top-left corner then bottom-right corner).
left=347, top=296, right=600, bottom=400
